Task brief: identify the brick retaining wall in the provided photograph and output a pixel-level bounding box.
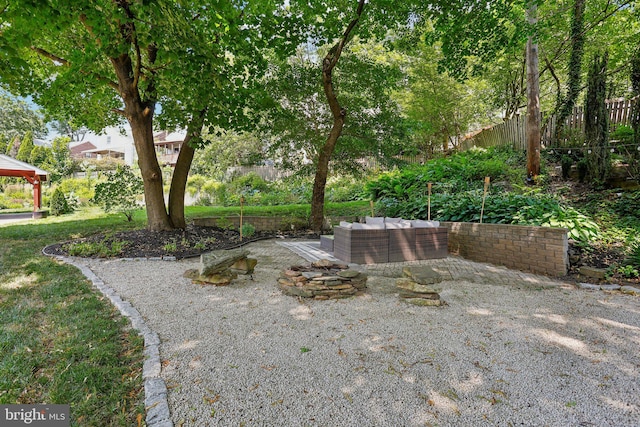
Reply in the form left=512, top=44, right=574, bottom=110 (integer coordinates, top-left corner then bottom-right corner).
left=192, top=216, right=569, bottom=276
left=441, top=222, right=568, bottom=276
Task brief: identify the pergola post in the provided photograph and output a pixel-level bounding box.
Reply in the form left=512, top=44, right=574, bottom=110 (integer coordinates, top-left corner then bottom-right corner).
left=33, top=177, right=42, bottom=211
left=1, top=155, right=49, bottom=213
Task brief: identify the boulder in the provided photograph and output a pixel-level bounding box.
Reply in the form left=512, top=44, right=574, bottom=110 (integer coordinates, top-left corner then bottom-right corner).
left=579, top=266, right=607, bottom=280
left=230, top=257, right=258, bottom=275
left=200, top=249, right=250, bottom=276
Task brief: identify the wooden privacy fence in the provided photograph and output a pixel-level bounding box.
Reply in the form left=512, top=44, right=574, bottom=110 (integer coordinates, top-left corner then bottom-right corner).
left=463, top=97, right=638, bottom=150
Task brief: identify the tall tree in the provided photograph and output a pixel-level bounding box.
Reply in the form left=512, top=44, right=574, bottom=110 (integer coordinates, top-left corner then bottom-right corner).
left=399, top=41, right=492, bottom=154
left=584, top=51, right=610, bottom=185
left=552, top=0, right=586, bottom=144
left=0, top=1, right=301, bottom=230
left=526, top=1, right=541, bottom=180
left=16, top=130, right=34, bottom=162
left=0, top=93, right=46, bottom=139
left=310, top=0, right=366, bottom=231
left=265, top=42, right=407, bottom=185
left=295, top=0, right=426, bottom=231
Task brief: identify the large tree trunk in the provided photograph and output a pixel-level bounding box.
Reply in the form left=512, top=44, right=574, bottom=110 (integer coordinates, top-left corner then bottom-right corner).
left=129, top=108, right=173, bottom=231
left=310, top=0, right=365, bottom=232
left=526, top=3, right=541, bottom=180
left=112, top=53, right=173, bottom=231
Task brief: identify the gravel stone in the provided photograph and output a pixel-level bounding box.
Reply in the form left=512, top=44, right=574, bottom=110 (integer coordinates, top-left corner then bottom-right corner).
left=78, top=239, right=639, bottom=427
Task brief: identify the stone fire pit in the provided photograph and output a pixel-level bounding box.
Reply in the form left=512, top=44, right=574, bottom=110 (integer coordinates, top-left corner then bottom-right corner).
left=277, top=259, right=367, bottom=300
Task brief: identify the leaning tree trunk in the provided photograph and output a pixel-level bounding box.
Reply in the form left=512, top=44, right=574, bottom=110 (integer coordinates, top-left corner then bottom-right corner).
left=309, top=0, right=365, bottom=232
left=168, top=111, right=206, bottom=228
left=168, top=135, right=196, bottom=229
left=310, top=114, right=345, bottom=231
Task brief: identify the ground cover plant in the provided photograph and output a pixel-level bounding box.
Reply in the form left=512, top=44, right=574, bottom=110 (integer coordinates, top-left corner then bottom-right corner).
left=0, top=209, right=146, bottom=426
left=367, top=146, right=640, bottom=283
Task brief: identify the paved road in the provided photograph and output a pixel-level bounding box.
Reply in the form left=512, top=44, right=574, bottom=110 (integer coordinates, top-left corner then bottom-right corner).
left=0, top=212, right=36, bottom=225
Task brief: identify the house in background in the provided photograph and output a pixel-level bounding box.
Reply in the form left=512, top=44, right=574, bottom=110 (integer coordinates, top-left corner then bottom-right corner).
left=69, top=141, right=97, bottom=159
left=70, top=127, right=135, bottom=164
left=59, top=126, right=187, bottom=167
left=153, top=131, right=186, bottom=167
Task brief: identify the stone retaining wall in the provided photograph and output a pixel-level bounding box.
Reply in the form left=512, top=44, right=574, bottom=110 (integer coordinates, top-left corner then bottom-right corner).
left=441, top=222, right=568, bottom=276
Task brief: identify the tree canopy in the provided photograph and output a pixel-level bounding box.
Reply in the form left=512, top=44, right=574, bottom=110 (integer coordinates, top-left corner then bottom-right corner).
left=0, top=0, right=305, bottom=230
left=0, top=92, right=46, bottom=139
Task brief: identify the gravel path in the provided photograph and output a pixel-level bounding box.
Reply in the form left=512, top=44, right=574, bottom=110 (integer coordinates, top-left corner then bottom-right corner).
left=79, top=239, right=640, bottom=427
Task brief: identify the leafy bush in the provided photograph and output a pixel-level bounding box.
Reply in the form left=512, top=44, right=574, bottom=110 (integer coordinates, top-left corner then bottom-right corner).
left=378, top=191, right=600, bottom=243
left=187, top=174, right=207, bottom=197
left=610, top=125, right=634, bottom=144
left=367, top=146, right=525, bottom=201
left=0, top=193, right=26, bottom=210
left=63, top=238, right=127, bottom=257
left=92, top=165, right=144, bottom=221
left=57, top=177, right=95, bottom=204
left=616, top=264, right=639, bottom=279
left=325, top=175, right=368, bottom=202
left=229, top=172, right=270, bottom=194
left=241, top=222, right=256, bottom=238
left=625, top=242, right=640, bottom=269
left=49, top=187, right=74, bottom=216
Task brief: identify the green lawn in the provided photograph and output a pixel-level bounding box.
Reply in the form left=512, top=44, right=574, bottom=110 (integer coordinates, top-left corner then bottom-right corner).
left=0, top=208, right=146, bottom=426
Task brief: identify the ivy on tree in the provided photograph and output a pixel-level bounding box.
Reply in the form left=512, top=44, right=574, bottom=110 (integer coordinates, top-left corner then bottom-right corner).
left=92, top=165, right=144, bottom=222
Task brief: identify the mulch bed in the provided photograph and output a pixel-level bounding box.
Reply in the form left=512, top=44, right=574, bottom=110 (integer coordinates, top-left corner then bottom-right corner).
left=44, top=225, right=319, bottom=259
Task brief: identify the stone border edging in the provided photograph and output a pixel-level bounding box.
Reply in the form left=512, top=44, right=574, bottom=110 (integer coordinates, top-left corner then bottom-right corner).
left=42, top=251, right=173, bottom=427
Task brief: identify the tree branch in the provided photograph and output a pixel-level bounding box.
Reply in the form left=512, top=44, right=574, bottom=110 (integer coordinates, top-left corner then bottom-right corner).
left=30, top=46, right=119, bottom=90
left=327, top=0, right=366, bottom=71
left=30, top=47, right=68, bottom=66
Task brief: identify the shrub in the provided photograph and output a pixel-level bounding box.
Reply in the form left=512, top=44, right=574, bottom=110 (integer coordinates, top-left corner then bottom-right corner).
left=229, top=172, right=270, bottom=194
left=241, top=222, right=256, bottom=238
left=57, top=177, right=94, bottom=205
left=92, top=165, right=143, bottom=221
left=187, top=174, right=207, bottom=197
left=49, top=187, right=74, bottom=216
left=625, top=242, right=640, bottom=269
left=367, top=146, right=526, bottom=201
left=378, top=191, right=599, bottom=243
left=63, top=238, right=127, bottom=257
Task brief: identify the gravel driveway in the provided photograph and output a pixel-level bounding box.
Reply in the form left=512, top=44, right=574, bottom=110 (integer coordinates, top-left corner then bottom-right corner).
left=77, top=239, right=640, bottom=427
